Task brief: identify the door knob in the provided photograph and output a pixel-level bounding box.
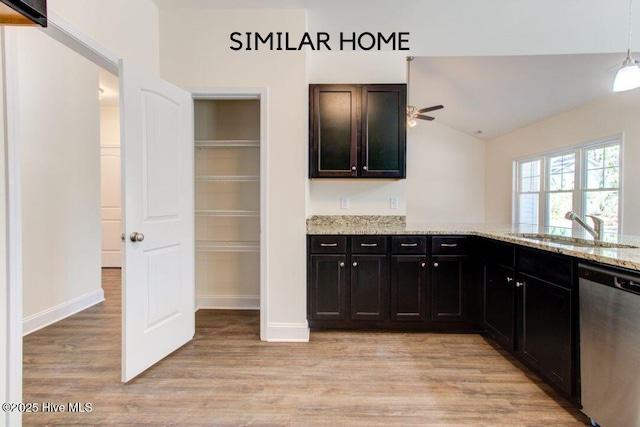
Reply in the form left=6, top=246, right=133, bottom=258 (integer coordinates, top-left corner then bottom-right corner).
left=130, top=232, right=145, bottom=242
left=339, top=262, right=345, bottom=268
left=516, top=281, right=525, bottom=288
left=352, top=262, right=358, bottom=267
left=351, top=165, right=357, bottom=171
left=433, top=262, right=439, bottom=268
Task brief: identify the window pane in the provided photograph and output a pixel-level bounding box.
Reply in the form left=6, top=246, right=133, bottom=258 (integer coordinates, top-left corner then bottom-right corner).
left=604, top=145, right=620, bottom=168
left=604, top=167, right=619, bottom=188
left=549, top=153, right=574, bottom=191
left=587, top=147, right=604, bottom=169
left=520, top=160, right=540, bottom=192
left=519, top=193, right=538, bottom=225
left=585, top=190, right=619, bottom=233
left=587, top=169, right=603, bottom=189
left=548, top=192, right=573, bottom=228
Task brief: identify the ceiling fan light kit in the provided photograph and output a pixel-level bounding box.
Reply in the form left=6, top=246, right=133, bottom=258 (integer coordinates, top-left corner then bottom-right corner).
left=613, top=0, right=640, bottom=92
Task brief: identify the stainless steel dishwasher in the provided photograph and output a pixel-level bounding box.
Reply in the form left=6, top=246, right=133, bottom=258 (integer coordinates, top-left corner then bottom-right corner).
left=579, top=263, right=640, bottom=427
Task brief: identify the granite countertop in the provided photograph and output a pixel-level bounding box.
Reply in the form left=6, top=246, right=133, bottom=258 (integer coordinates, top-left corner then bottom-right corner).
left=306, top=215, right=640, bottom=271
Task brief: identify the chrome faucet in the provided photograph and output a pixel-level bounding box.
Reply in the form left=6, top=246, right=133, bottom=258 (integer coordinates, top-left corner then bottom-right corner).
left=565, top=211, right=603, bottom=240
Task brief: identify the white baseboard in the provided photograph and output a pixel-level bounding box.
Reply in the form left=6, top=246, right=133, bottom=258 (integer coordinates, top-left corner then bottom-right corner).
left=266, top=322, right=310, bottom=342
left=196, top=295, right=260, bottom=310
left=23, top=289, right=105, bottom=336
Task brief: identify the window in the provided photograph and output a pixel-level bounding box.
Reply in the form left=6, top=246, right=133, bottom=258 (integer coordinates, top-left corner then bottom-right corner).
left=514, top=136, right=622, bottom=235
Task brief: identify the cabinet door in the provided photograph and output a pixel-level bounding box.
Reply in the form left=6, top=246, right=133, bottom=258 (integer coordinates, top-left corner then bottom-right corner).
left=391, top=256, right=428, bottom=321
left=308, top=254, right=347, bottom=320
left=360, top=85, right=406, bottom=178
left=351, top=255, right=389, bottom=321
left=431, top=255, right=467, bottom=321
left=519, top=274, right=572, bottom=395
left=309, top=85, right=358, bottom=178
left=484, top=263, right=515, bottom=349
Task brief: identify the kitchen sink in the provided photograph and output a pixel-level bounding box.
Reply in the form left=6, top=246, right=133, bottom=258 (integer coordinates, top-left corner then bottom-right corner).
left=510, top=233, right=639, bottom=249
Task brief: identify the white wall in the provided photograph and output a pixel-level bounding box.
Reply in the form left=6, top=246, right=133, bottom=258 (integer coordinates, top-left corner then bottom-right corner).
left=159, top=8, right=308, bottom=335
left=485, top=89, right=640, bottom=235
left=406, top=121, right=485, bottom=223
left=17, top=29, right=103, bottom=333
left=48, top=0, right=160, bottom=73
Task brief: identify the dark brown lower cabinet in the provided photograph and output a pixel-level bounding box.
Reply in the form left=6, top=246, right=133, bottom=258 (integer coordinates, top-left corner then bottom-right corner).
left=351, top=255, right=389, bottom=320
left=390, top=256, right=428, bottom=321
left=431, top=255, right=467, bottom=321
left=308, top=254, right=347, bottom=320
left=518, top=273, right=573, bottom=395
left=484, top=263, right=515, bottom=349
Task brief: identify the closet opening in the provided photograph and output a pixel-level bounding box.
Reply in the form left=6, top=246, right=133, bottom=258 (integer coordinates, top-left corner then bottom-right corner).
left=194, top=99, right=262, bottom=314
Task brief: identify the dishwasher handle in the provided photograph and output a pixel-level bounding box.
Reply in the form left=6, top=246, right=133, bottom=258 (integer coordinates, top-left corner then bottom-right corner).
left=615, top=277, right=640, bottom=295
left=579, top=263, right=640, bottom=296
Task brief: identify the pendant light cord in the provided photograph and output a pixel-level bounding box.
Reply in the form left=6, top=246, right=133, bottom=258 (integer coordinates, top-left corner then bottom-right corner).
left=628, top=0, right=634, bottom=57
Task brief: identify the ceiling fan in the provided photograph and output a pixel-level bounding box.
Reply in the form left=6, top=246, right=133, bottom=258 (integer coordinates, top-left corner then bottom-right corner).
left=406, top=56, right=444, bottom=127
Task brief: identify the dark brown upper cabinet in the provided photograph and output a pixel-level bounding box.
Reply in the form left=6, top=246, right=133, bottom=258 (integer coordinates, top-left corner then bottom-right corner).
left=309, top=84, right=406, bottom=179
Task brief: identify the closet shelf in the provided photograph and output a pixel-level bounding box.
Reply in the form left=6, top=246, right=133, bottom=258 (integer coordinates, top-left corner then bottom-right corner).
left=196, top=240, right=260, bottom=253
left=196, top=209, right=259, bottom=217
left=195, top=139, right=260, bottom=148
left=195, top=175, right=260, bottom=182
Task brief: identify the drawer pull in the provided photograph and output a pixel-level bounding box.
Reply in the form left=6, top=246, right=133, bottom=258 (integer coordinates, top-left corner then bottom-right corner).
left=401, top=243, right=418, bottom=247
left=360, top=243, right=378, bottom=247
left=441, top=243, right=458, bottom=248
left=320, top=243, right=338, bottom=247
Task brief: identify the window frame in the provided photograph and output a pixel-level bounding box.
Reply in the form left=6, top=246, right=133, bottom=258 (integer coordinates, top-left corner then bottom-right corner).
left=513, top=134, right=623, bottom=234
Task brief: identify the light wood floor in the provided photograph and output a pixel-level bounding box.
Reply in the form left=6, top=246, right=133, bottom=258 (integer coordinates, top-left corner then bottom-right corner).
left=22, top=269, right=591, bottom=426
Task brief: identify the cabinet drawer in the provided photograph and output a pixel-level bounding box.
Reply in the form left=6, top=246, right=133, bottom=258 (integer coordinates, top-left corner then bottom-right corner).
left=517, top=247, right=573, bottom=288
left=309, top=236, right=347, bottom=253
left=391, top=236, right=427, bottom=254
left=432, top=236, right=468, bottom=255
left=351, top=236, right=387, bottom=254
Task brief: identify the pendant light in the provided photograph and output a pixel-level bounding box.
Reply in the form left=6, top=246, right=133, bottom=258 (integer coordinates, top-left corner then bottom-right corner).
left=613, top=0, right=640, bottom=92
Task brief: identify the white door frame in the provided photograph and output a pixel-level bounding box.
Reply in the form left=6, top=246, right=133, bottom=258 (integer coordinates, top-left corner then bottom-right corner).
left=191, top=88, right=269, bottom=340
left=2, top=12, right=269, bottom=427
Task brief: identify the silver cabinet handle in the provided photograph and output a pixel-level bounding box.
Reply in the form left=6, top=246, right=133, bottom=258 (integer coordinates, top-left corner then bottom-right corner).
left=506, top=277, right=514, bottom=282
left=351, top=165, right=357, bottom=171
left=401, top=243, right=418, bottom=247
left=130, top=232, right=144, bottom=242
left=441, top=243, right=458, bottom=247
left=421, top=262, right=426, bottom=267
left=363, top=166, right=368, bottom=171
left=516, top=281, right=525, bottom=288
left=339, top=262, right=345, bottom=268
left=433, top=262, right=439, bottom=268
left=320, top=243, right=338, bottom=247
left=360, top=243, right=377, bottom=247
left=352, top=262, right=358, bottom=267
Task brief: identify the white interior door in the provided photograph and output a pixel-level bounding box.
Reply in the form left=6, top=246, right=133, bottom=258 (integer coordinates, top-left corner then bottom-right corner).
left=119, top=59, right=194, bottom=382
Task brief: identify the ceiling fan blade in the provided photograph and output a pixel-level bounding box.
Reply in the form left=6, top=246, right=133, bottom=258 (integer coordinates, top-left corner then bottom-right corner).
left=415, top=114, right=435, bottom=121
left=417, top=105, right=444, bottom=114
